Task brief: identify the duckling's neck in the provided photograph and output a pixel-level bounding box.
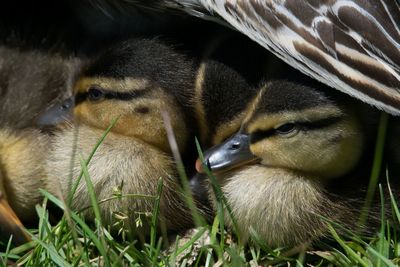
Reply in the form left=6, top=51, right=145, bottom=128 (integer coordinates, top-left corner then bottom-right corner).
left=213, top=165, right=355, bottom=246
left=48, top=124, right=192, bottom=232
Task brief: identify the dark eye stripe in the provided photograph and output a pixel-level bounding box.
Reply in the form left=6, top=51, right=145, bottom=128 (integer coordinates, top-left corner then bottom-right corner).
left=249, top=116, right=344, bottom=144
left=75, top=88, right=148, bottom=106
left=298, top=116, right=344, bottom=130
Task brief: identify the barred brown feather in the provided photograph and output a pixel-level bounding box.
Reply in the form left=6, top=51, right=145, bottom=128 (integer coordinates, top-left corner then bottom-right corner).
left=199, top=0, right=400, bottom=114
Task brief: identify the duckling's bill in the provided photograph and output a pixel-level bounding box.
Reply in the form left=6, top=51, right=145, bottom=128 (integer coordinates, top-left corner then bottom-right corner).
left=36, top=97, right=74, bottom=126
left=0, top=194, right=31, bottom=245
left=196, top=132, right=259, bottom=173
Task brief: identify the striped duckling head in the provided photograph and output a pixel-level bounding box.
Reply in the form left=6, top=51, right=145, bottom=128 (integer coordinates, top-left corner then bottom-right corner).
left=46, top=38, right=195, bottom=153
left=201, top=80, right=365, bottom=180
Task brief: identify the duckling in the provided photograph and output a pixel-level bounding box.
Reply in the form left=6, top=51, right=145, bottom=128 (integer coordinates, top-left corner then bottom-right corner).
left=0, top=44, right=84, bottom=244
left=0, top=38, right=201, bottom=239
left=195, top=80, right=390, bottom=247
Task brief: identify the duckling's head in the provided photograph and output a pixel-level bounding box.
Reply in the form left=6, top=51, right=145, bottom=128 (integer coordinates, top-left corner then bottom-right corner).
left=202, top=81, right=364, bottom=180
left=47, top=39, right=195, bottom=152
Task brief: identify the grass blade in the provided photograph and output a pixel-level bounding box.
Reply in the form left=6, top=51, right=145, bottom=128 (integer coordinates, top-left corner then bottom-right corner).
left=359, top=112, right=388, bottom=225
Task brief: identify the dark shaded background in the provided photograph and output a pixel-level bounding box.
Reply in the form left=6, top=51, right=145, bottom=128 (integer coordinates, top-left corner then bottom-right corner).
left=0, top=0, right=290, bottom=83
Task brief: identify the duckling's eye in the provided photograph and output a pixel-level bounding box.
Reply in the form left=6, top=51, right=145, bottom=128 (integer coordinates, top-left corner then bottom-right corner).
left=275, top=123, right=298, bottom=136
left=87, top=87, right=105, bottom=101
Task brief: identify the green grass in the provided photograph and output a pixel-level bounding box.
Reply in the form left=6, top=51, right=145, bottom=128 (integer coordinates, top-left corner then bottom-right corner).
left=1, top=114, right=399, bottom=266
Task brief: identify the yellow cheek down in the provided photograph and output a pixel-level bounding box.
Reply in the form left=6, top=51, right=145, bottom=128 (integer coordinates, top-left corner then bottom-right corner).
left=73, top=96, right=188, bottom=153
